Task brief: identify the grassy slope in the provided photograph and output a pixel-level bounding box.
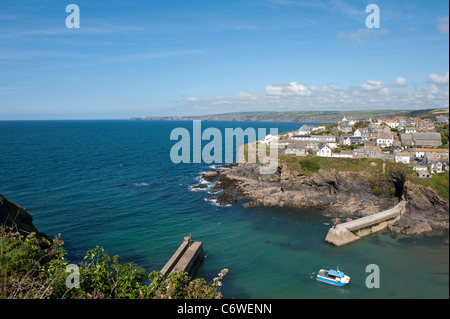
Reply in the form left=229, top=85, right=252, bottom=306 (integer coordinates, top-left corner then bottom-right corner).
left=406, top=169, right=449, bottom=202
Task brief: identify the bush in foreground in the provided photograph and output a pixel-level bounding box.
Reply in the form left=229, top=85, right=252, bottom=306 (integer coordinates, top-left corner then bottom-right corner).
left=0, top=227, right=226, bottom=299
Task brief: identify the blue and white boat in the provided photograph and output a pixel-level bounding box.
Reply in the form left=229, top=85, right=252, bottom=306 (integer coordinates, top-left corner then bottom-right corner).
left=316, top=268, right=350, bottom=286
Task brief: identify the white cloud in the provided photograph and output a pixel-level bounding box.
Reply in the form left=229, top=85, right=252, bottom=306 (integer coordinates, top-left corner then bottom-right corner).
left=286, top=81, right=312, bottom=96
left=265, top=84, right=284, bottom=96
left=359, top=76, right=407, bottom=92
left=235, top=92, right=256, bottom=99
left=361, top=80, right=384, bottom=91
left=428, top=71, right=449, bottom=85
left=394, top=76, right=407, bottom=87
left=438, top=16, right=449, bottom=34
left=323, top=84, right=342, bottom=92
left=265, top=81, right=312, bottom=96
left=429, top=85, right=441, bottom=95
left=182, top=75, right=449, bottom=115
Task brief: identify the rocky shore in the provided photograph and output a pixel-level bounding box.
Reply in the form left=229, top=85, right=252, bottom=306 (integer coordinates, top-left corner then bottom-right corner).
left=0, top=193, right=50, bottom=240
left=194, top=162, right=449, bottom=235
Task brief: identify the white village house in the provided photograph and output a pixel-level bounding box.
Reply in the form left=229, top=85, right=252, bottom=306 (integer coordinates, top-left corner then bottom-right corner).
left=394, top=151, right=411, bottom=164
left=382, top=118, right=400, bottom=129
left=412, top=148, right=449, bottom=159
left=260, top=134, right=279, bottom=145
left=376, top=133, right=394, bottom=148
left=317, top=145, right=332, bottom=157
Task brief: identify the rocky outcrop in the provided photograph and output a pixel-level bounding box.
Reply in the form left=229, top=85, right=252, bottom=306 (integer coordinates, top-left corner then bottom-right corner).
left=388, top=181, right=449, bottom=235
left=0, top=193, right=50, bottom=240
left=199, top=162, right=449, bottom=235
left=202, top=163, right=396, bottom=215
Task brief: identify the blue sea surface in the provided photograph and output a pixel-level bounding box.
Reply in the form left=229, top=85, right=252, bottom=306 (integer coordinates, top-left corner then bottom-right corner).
left=0, top=120, right=448, bottom=298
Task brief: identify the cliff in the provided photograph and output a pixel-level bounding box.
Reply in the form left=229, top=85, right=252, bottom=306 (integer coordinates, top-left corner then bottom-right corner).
left=200, top=158, right=449, bottom=235
left=0, top=193, right=49, bottom=240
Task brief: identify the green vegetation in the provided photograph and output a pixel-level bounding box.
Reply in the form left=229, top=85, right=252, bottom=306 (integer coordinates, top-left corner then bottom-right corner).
left=372, top=187, right=383, bottom=196
left=0, top=227, right=226, bottom=299
left=298, top=158, right=321, bottom=172
left=437, top=124, right=449, bottom=145
left=406, top=169, right=449, bottom=203
left=280, top=155, right=385, bottom=176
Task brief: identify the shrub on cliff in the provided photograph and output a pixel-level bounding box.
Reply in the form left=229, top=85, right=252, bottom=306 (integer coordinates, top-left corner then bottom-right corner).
left=0, top=228, right=67, bottom=298
left=0, top=227, right=225, bottom=299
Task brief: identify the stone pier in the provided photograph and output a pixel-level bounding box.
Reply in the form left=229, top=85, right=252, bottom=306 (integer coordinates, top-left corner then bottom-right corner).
left=325, top=200, right=407, bottom=246
left=161, top=235, right=205, bottom=277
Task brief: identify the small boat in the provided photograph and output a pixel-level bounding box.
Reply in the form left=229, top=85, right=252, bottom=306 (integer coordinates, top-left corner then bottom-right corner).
left=316, top=268, right=350, bottom=286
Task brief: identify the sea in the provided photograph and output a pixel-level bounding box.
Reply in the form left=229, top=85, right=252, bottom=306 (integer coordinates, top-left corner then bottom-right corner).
left=0, top=120, right=448, bottom=299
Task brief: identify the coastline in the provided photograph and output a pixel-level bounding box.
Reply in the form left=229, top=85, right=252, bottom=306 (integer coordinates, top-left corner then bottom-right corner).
left=196, top=161, right=449, bottom=236
left=1, top=120, right=448, bottom=299
left=130, top=108, right=449, bottom=124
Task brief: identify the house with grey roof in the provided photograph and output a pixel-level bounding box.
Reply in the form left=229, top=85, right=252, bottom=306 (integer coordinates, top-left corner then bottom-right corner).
left=342, top=136, right=363, bottom=146
left=368, top=124, right=391, bottom=138
left=400, top=133, right=442, bottom=148
left=296, top=125, right=315, bottom=135
left=284, top=143, right=307, bottom=156
left=353, top=128, right=370, bottom=141
left=353, top=145, right=383, bottom=159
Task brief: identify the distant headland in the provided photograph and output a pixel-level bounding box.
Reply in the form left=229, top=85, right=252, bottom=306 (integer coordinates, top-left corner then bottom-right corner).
left=130, top=108, right=449, bottom=123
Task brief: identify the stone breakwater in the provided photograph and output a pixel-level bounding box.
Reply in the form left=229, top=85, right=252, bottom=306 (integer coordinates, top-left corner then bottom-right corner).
left=195, top=163, right=449, bottom=235
left=325, top=200, right=407, bottom=246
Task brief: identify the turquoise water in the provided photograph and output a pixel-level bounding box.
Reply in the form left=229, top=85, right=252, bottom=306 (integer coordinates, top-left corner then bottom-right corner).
left=0, top=120, right=448, bottom=299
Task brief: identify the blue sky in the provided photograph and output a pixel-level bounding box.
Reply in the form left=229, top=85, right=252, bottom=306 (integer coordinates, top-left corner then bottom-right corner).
left=0, top=0, right=448, bottom=119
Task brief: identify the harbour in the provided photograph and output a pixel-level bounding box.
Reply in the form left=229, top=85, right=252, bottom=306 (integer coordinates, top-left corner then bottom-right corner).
left=0, top=120, right=448, bottom=299
left=325, top=200, right=407, bottom=246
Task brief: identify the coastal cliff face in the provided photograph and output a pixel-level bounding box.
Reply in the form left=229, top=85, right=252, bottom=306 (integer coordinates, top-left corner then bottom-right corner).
left=201, top=159, right=449, bottom=235
left=393, top=181, right=449, bottom=234
left=0, top=193, right=49, bottom=240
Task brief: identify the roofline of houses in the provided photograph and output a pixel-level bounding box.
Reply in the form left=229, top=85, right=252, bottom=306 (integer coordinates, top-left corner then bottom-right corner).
left=261, top=114, right=448, bottom=177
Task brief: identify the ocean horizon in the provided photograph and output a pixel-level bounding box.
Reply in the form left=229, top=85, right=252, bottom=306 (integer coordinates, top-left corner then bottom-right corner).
left=0, top=119, right=448, bottom=299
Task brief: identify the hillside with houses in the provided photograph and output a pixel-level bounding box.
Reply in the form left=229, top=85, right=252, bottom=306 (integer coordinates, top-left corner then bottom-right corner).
left=262, top=113, right=449, bottom=178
